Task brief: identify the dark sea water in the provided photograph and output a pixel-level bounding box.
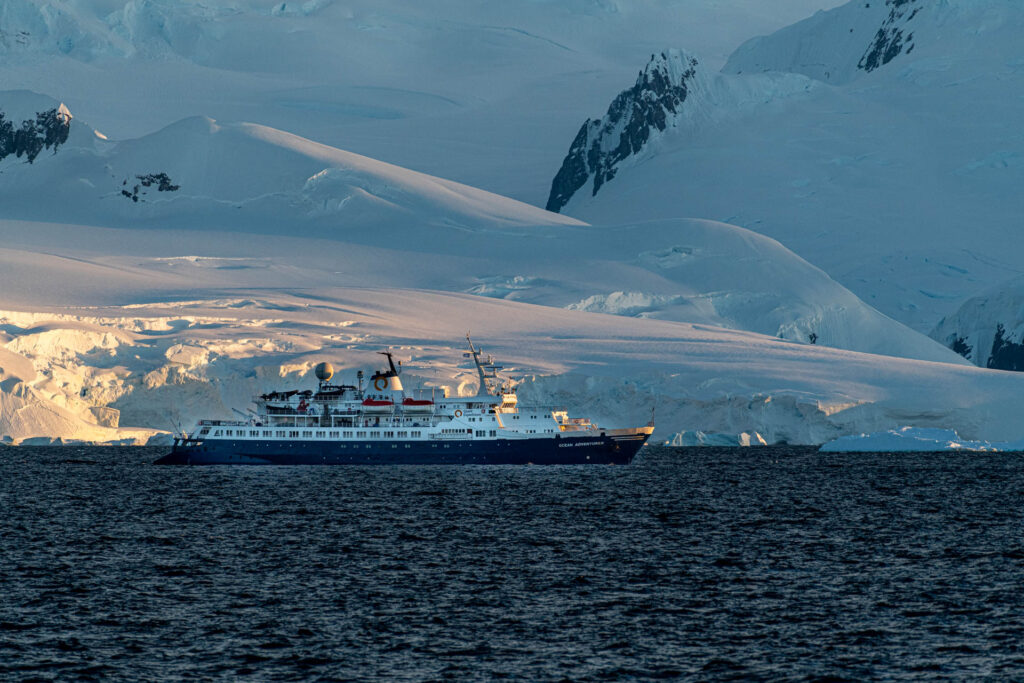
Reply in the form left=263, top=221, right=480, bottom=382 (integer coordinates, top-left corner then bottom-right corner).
left=3, top=446, right=1024, bottom=681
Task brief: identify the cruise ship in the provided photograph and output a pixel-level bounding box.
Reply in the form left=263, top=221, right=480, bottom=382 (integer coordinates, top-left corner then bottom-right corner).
left=156, top=337, right=653, bottom=465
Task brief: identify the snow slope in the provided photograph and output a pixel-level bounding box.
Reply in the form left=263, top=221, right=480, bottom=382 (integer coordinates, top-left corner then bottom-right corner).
left=725, top=0, right=1024, bottom=85
left=0, top=101, right=963, bottom=365
left=0, top=203, right=994, bottom=448
left=0, top=93, right=582, bottom=234
left=0, top=0, right=847, bottom=203
left=2, top=271, right=1023, bottom=448
left=546, top=49, right=816, bottom=212
left=0, top=137, right=1001, bottom=448
left=549, top=0, right=1024, bottom=333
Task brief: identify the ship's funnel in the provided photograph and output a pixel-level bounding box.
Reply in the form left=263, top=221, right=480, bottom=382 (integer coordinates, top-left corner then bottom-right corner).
left=370, top=374, right=404, bottom=392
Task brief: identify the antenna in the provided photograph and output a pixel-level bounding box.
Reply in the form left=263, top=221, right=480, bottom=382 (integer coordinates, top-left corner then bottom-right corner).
left=465, top=334, right=508, bottom=397
left=166, top=411, right=186, bottom=439
left=378, top=349, right=399, bottom=375
left=232, top=407, right=256, bottom=422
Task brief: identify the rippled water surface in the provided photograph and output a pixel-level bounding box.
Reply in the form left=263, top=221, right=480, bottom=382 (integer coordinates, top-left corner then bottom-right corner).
left=3, top=446, right=1024, bottom=680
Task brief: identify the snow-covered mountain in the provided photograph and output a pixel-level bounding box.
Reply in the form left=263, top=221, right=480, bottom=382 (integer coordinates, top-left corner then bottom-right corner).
left=5, top=0, right=1021, bottom=447
left=0, top=0, right=847, bottom=204
left=0, top=93, right=580, bottom=236
left=930, top=276, right=1024, bottom=372
left=0, top=96, right=961, bottom=364
left=724, top=0, right=1024, bottom=84
left=0, top=93, right=984, bottom=446
left=547, top=0, right=1024, bottom=334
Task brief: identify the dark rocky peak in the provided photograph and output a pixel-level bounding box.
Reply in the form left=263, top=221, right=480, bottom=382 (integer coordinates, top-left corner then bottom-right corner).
left=0, top=102, right=72, bottom=163
left=858, top=0, right=922, bottom=72
left=546, top=49, right=702, bottom=213
left=986, top=324, right=1024, bottom=372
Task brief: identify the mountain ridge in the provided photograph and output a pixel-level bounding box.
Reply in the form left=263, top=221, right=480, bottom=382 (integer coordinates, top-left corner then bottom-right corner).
left=545, top=0, right=1024, bottom=334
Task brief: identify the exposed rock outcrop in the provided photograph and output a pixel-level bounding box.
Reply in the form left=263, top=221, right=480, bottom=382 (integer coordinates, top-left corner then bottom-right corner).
left=120, top=172, right=180, bottom=202
left=858, top=0, right=921, bottom=73
left=931, top=277, right=1024, bottom=372
left=0, top=103, right=72, bottom=163
left=546, top=50, right=701, bottom=212
left=724, top=0, right=939, bottom=84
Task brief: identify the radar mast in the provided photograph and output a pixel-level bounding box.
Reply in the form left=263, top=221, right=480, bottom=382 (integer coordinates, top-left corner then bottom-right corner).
left=464, top=333, right=504, bottom=396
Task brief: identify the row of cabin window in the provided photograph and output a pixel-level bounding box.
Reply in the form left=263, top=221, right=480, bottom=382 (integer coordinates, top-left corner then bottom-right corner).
left=209, top=429, right=423, bottom=438
left=208, top=428, right=552, bottom=438
left=205, top=427, right=550, bottom=438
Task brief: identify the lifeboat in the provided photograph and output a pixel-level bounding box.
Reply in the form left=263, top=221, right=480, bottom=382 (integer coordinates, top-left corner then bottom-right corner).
left=401, top=397, right=435, bottom=414
left=361, top=396, right=395, bottom=413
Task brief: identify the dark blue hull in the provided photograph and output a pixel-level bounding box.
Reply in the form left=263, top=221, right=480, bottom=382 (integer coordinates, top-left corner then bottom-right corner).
left=155, top=433, right=649, bottom=465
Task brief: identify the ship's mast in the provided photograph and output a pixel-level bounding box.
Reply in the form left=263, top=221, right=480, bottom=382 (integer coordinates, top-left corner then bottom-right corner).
left=378, top=350, right=399, bottom=376
left=465, top=333, right=503, bottom=396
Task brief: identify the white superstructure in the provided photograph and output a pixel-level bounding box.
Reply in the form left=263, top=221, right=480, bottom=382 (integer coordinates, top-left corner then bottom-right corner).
left=187, top=336, right=627, bottom=446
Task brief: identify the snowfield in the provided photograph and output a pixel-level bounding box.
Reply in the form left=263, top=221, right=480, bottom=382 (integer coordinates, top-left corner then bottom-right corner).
left=0, top=103, right=962, bottom=366
left=0, top=214, right=1020, bottom=447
